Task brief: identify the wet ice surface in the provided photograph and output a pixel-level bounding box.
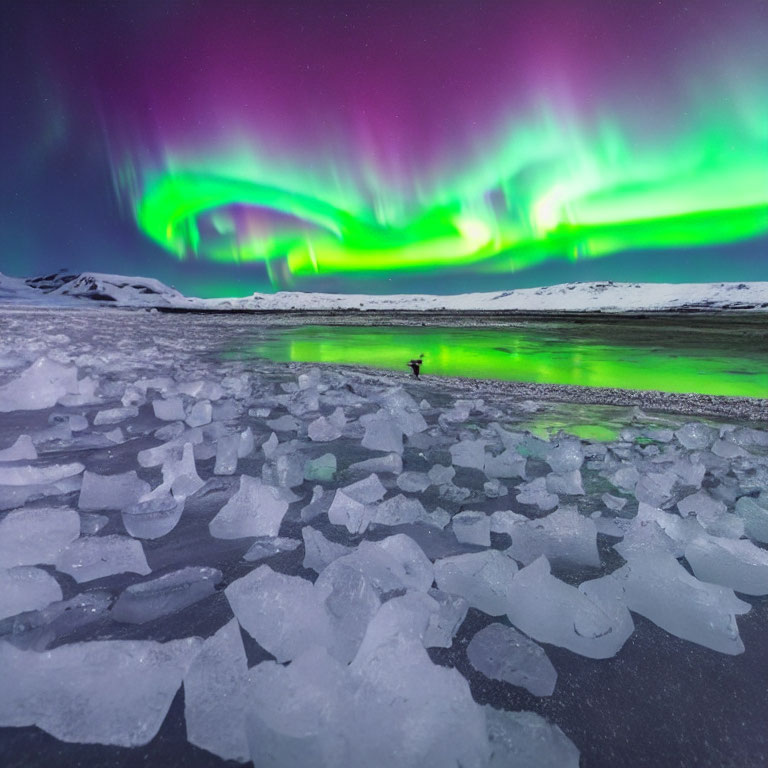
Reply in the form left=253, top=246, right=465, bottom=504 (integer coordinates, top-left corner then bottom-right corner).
left=0, top=307, right=767, bottom=767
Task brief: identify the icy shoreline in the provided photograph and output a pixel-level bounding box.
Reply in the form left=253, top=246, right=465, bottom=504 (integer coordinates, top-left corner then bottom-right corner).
left=0, top=306, right=767, bottom=766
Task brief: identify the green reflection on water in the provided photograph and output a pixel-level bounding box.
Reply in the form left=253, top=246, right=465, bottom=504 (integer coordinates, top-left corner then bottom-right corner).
left=233, top=324, right=767, bottom=399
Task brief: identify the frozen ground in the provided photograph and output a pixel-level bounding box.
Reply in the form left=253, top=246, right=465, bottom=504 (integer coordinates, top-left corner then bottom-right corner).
left=0, top=306, right=767, bottom=767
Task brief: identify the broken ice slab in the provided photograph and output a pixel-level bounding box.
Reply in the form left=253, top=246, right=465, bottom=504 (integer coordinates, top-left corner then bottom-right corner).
left=304, top=452, right=337, bottom=482
left=735, top=494, right=768, bottom=543
left=78, top=469, right=150, bottom=511
left=450, top=438, right=487, bottom=470
left=515, top=477, right=559, bottom=511
left=93, top=406, right=138, bottom=426
left=612, top=550, right=750, bottom=654
left=0, top=357, right=79, bottom=412
left=424, top=588, right=469, bottom=648
left=111, top=566, right=222, bottom=624
left=485, top=707, right=580, bottom=768
left=0, top=636, right=202, bottom=746
left=484, top=449, right=526, bottom=480
left=308, top=415, right=342, bottom=442
left=506, top=557, right=632, bottom=659
left=370, top=494, right=431, bottom=527
left=320, top=534, right=433, bottom=598
left=396, top=471, right=430, bottom=493
left=300, top=485, right=333, bottom=523
left=467, top=623, right=557, bottom=696
left=213, top=434, right=240, bottom=476
left=122, top=495, right=184, bottom=539
left=360, top=410, right=403, bottom=454
left=675, top=422, right=717, bottom=450
left=79, top=511, right=108, bottom=535
left=266, top=414, right=300, bottom=432
left=327, top=473, right=386, bottom=534
left=152, top=396, right=186, bottom=421
left=226, top=566, right=333, bottom=663
left=634, top=470, right=677, bottom=507
left=348, top=452, right=403, bottom=474
left=263, top=452, right=305, bottom=488
left=608, top=464, right=640, bottom=492
left=434, top=550, right=518, bottom=616
left=685, top=534, right=768, bottom=596
left=0, top=435, right=37, bottom=461
left=55, top=534, right=151, bottom=583
left=209, top=475, right=292, bottom=539
left=1, top=591, right=112, bottom=651
left=243, top=536, right=301, bottom=562
left=490, top=509, right=527, bottom=537
left=544, top=439, right=584, bottom=474
left=601, top=492, right=627, bottom=511
left=302, top=527, right=353, bottom=573
left=183, top=619, right=251, bottom=762
left=484, top=479, right=508, bottom=498
left=0, top=506, right=80, bottom=568
left=428, top=464, right=455, bottom=485
left=0, top=566, right=63, bottom=621
left=505, top=506, right=600, bottom=569
left=452, top=510, right=491, bottom=546
left=545, top=470, right=584, bottom=496
left=0, top=460, right=84, bottom=487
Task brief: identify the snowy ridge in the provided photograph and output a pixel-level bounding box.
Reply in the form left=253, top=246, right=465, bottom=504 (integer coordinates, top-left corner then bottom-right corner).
left=2, top=270, right=767, bottom=312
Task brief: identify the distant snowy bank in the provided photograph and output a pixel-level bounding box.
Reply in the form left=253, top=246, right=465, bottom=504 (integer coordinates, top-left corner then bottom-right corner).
left=2, top=270, right=767, bottom=313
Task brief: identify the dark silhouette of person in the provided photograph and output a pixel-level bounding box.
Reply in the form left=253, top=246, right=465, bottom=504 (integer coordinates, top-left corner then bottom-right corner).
left=408, top=354, right=424, bottom=379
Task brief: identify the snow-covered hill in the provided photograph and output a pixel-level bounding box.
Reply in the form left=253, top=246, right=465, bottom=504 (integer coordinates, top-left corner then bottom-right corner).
left=2, top=270, right=767, bottom=312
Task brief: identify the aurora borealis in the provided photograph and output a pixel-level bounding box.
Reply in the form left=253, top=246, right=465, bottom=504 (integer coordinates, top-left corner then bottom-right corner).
left=2, top=0, right=767, bottom=295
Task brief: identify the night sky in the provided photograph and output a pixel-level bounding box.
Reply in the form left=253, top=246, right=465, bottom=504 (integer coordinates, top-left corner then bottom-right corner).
left=2, top=0, right=766, bottom=297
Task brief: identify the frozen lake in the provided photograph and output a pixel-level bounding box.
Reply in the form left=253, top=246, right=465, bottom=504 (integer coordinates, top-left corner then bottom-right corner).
left=223, top=315, right=768, bottom=398
left=0, top=307, right=766, bottom=767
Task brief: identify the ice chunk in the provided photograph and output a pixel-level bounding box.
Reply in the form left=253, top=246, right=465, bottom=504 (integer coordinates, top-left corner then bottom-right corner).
left=671, top=457, right=706, bottom=488
left=122, top=495, right=184, bottom=539
left=93, top=406, right=138, bottom=426
left=450, top=439, right=487, bottom=470
left=423, top=588, right=468, bottom=648
left=685, top=535, right=768, bottom=596
left=601, top=493, right=627, bottom=511
left=711, top=438, right=746, bottom=459
left=79, top=470, right=150, bottom=511
left=485, top=707, right=580, bottom=768
left=184, top=619, right=250, bottom=762
left=79, top=512, right=108, bottom=535
left=262, top=431, right=278, bottom=458
left=490, top=509, right=527, bottom=537
left=348, top=452, right=402, bottom=474
left=0, top=357, right=79, bottom=412
left=264, top=452, right=305, bottom=488
left=678, top=489, right=725, bottom=518
left=152, top=396, right=186, bottom=421
left=545, top=470, right=584, bottom=496
left=516, top=477, right=558, bottom=511
left=675, top=422, right=716, bottom=450
left=213, top=434, right=239, bottom=475
left=506, top=507, right=600, bottom=568
left=506, top=557, right=631, bottom=658
left=0, top=566, right=62, bottom=620
left=185, top=400, right=212, bottom=427
left=2, top=591, right=112, bottom=651
left=428, top=464, right=455, bottom=484
left=226, top=566, right=332, bottom=663
left=452, top=510, right=491, bottom=546
left=302, top=527, right=353, bottom=572
left=321, top=534, right=433, bottom=598
left=209, top=475, right=290, bottom=539
left=304, top=453, right=337, bottom=482
left=0, top=435, right=37, bottom=461
left=467, top=623, right=556, bottom=696
left=614, top=519, right=678, bottom=559
left=484, top=449, right=526, bottom=480
left=0, top=637, right=202, bottom=746
left=735, top=495, right=768, bottom=543
left=243, top=536, right=301, bottom=561
left=0, top=460, right=84, bottom=487
left=327, top=474, right=386, bottom=534
left=634, top=470, right=677, bottom=507
left=238, top=427, right=255, bottom=458
left=151, top=442, right=204, bottom=500
left=483, top=479, right=507, bottom=498
left=397, top=471, right=430, bottom=493
left=360, top=410, right=404, bottom=454
left=369, top=494, right=426, bottom=527
left=308, top=415, right=342, bottom=442
left=608, top=464, right=640, bottom=492
left=111, top=567, right=222, bottom=623
left=300, top=485, right=333, bottom=523
left=266, top=414, right=300, bottom=432
left=545, top=439, right=584, bottom=473
left=434, top=550, right=518, bottom=616
left=0, top=506, right=80, bottom=568
left=612, top=551, right=750, bottom=654
left=55, top=534, right=151, bottom=582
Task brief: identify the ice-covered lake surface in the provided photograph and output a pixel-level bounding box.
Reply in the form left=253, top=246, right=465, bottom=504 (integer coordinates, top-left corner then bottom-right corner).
left=224, top=316, right=768, bottom=398
left=0, top=306, right=767, bottom=768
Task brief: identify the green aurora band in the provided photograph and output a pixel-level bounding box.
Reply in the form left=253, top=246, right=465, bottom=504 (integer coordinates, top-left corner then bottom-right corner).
left=118, top=101, right=768, bottom=288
